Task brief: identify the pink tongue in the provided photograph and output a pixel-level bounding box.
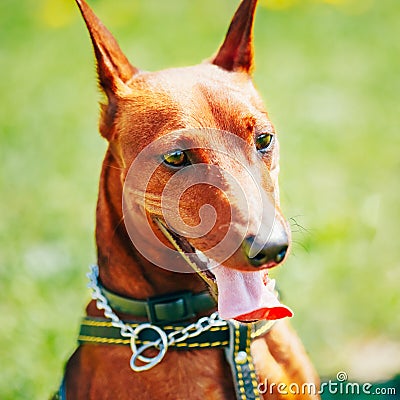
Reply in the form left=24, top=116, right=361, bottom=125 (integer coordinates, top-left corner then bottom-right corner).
left=212, top=265, right=293, bottom=321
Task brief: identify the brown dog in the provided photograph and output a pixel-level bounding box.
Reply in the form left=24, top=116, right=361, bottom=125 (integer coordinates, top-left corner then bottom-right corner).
left=57, top=0, right=320, bottom=398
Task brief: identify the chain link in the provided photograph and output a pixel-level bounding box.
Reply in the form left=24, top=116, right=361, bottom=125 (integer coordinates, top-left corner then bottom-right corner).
left=87, top=265, right=135, bottom=337
left=87, top=265, right=227, bottom=371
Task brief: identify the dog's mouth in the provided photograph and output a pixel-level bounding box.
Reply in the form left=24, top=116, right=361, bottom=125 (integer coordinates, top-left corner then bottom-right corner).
left=155, top=218, right=293, bottom=322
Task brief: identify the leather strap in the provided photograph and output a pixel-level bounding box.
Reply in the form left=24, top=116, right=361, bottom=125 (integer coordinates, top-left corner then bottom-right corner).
left=78, top=316, right=274, bottom=349
left=224, top=321, right=262, bottom=400
left=101, top=285, right=216, bottom=324
left=78, top=316, right=230, bottom=348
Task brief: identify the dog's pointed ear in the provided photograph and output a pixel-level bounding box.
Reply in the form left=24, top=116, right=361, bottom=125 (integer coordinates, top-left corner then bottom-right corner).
left=75, top=0, right=138, bottom=98
left=212, top=0, right=258, bottom=73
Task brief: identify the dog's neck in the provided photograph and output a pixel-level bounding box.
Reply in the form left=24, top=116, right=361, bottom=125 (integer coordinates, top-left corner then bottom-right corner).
left=93, top=149, right=206, bottom=303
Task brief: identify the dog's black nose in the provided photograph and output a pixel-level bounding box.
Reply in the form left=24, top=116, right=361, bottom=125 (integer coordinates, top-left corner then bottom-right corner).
left=242, top=235, right=288, bottom=267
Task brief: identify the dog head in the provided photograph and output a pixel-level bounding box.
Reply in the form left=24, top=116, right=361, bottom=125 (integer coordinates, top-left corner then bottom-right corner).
left=77, top=0, right=292, bottom=321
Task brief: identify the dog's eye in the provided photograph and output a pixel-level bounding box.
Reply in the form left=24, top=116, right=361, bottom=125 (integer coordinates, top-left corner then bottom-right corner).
left=162, top=150, right=189, bottom=168
left=256, top=133, right=273, bottom=153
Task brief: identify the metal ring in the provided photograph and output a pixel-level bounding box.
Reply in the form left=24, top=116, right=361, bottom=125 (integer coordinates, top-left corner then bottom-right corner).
left=130, top=341, right=168, bottom=372
left=130, top=323, right=168, bottom=371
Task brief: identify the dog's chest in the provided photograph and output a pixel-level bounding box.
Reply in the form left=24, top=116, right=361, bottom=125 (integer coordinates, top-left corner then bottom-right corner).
left=68, top=346, right=236, bottom=399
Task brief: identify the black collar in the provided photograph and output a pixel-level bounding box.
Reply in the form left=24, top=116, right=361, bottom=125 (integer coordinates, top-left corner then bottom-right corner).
left=100, top=284, right=216, bottom=324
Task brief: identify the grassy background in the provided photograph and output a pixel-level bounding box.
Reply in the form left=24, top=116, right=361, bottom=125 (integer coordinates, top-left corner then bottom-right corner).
left=0, top=0, right=399, bottom=398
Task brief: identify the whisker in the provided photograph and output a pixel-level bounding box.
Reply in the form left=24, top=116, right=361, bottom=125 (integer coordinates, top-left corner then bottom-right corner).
left=289, top=215, right=310, bottom=234
left=291, top=239, right=310, bottom=254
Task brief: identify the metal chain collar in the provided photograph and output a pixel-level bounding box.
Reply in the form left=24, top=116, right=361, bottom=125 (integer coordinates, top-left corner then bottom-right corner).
left=87, top=265, right=227, bottom=372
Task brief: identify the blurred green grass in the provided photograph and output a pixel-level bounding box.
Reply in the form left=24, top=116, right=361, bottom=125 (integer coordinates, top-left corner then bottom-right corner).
left=0, top=0, right=399, bottom=398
